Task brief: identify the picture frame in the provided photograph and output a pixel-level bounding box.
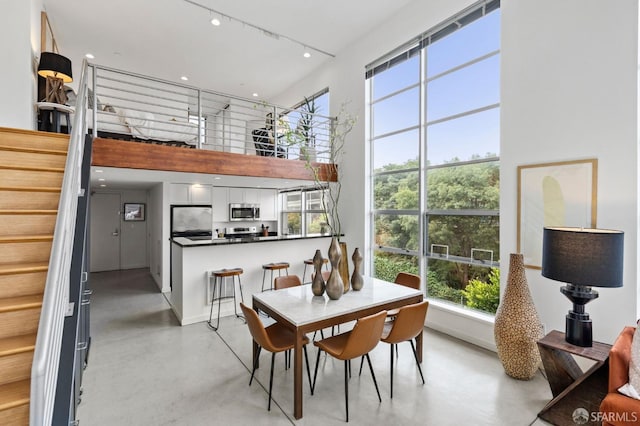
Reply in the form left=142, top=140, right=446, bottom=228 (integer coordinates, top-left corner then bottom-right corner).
left=517, top=159, right=597, bottom=269
left=123, top=203, right=145, bottom=222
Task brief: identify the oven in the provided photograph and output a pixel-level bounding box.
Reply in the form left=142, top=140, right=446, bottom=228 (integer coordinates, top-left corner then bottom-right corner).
left=229, top=203, right=260, bottom=221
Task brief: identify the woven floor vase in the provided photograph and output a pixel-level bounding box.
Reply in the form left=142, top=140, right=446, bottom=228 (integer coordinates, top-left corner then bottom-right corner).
left=494, top=253, right=543, bottom=380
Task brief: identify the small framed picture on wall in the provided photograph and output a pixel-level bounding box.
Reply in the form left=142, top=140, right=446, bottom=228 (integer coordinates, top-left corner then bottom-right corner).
left=123, top=203, right=145, bottom=221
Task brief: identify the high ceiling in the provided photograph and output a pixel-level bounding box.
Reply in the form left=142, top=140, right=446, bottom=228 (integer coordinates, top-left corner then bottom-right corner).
left=43, top=0, right=413, bottom=101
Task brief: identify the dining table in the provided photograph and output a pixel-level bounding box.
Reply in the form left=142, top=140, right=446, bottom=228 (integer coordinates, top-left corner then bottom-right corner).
left=252, top=276, right=424, bottom=419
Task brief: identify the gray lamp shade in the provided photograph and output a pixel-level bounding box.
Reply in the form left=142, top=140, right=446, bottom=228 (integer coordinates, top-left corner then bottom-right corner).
left=541, top=227, right=624, bottom=288
left=37, top=52, right=73, bottom=83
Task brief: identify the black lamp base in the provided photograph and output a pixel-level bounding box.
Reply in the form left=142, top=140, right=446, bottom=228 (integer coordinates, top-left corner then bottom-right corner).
left=565, top=312, right=593, bottom=347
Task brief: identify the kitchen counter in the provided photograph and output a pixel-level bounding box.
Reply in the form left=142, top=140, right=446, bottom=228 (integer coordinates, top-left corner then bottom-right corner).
left=169, top=235, right=335, bottom=325
left=171, top=234, right=331, bottom=247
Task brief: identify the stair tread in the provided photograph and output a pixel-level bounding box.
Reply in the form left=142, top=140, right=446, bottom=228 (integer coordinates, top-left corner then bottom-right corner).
left=0, top=379, right=30, bottom=411
left=0, top=235, right=53, bottom=243
left=0, top=295, right=43, bottom=313
left=0, top=164, right=64, bottom=173
left=0, top=334, right=37, bottom=357
left=0, top=262, right=48, bottom=276
left=0, top=210, right=57, bottom=215
left=0, top=186, right=61, bottom=193
left=0, top=144, right=66, bottom=156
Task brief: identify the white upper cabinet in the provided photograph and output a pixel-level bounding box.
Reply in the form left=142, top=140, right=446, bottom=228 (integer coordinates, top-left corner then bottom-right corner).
left=259, top=189, right=277, bottom=221
left=212, top=187, right=229, bottom=221
left=169, top=183, right=212, bottom=205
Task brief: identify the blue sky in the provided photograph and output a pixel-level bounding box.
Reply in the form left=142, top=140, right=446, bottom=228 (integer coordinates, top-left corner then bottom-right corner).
left=371, top=9, right=501, bottom=170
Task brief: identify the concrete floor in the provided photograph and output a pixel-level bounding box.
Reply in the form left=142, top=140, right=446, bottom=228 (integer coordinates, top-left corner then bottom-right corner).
left=77, top=268, right=553, bottom=425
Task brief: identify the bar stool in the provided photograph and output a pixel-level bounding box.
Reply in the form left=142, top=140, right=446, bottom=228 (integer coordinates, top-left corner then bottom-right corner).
left=302, top=258, right=329, bottom=284
left=261, top=262, right=290, bottom=291
left=208, top=267, right=245, bottom=331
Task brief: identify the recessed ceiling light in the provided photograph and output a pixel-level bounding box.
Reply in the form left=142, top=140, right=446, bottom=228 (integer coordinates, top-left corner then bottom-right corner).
left=95, top=169, right=103, bottom=173
left=85, top=53, right=95, bottom=59
left=99, top=184, right=106, bottom=187
left=252, top=93, right=258, bottom=97
left=181, top=76, right=188, bottom=81
left=303, top=52, right=311, bottom=58
left=214, top=177, right=221, bottom=180
left=211, top=18, right=221, bottom=26
left=98, top=178, right=105, bottom=181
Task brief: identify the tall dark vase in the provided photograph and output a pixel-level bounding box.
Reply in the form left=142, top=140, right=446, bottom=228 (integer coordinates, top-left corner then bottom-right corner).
left=325, top=237, right=344, bottom=300
left=339, top=241, right=350, bottom=293
left=311, top=249, right=326, bottom=296
left=350, top=247, right=363, bottom=291
left=494, top=253, right=544, bottom=380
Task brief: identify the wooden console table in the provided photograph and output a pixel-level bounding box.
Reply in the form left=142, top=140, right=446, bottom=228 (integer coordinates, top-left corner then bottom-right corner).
left=537, top=330, right=611, bottom=425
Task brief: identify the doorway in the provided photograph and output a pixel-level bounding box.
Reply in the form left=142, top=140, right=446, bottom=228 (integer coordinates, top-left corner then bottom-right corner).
left=90, top=192, right=121, bottom=272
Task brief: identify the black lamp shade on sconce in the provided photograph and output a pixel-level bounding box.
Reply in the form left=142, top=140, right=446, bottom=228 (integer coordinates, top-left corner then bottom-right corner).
left=542, top=227, right=624, bottom=288
left=541, top=226, right=624, bottom=347
left=37, top=52, right=73, bottom=83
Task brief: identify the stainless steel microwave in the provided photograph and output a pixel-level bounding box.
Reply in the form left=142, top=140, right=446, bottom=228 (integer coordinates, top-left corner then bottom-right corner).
left=229, top=203, right=260, bottom=221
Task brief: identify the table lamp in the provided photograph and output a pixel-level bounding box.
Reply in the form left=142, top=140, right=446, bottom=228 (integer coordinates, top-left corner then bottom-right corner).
left=541, top=226, right=624, bottom=347
left=38, top=52, right=73, bottom=104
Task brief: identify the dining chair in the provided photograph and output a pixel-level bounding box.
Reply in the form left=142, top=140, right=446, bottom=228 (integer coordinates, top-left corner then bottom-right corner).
left=387, top=272, right=421, bottom=318
left=274, top=274, right=302, bottom=290
left=240, top=303, right=313, bottom=411
left=312, top=310, right=387, bottom=422
left=380, top=300, right=429, bottom=398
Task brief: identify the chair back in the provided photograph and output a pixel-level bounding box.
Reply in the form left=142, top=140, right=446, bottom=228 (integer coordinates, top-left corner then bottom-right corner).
left=240, top=302, right=276, bottom=352
left=394, top=272, right=421, bottom=290
left=340, top=310, right=387, bottom=360
left=383, top=300, right=429, bottom=344
left=274, top=274, right=302, bottom=290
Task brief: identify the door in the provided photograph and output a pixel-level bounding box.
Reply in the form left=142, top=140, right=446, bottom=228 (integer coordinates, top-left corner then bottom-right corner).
left=90, top=193, right=121, bottom=272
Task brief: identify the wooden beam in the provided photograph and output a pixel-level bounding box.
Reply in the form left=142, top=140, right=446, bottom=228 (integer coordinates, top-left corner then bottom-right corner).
left=91, top=138, right=338, bottom=182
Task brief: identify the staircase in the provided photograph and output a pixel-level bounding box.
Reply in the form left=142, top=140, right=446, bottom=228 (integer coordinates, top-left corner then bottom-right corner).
left=0, top=127, right=68, bottom=425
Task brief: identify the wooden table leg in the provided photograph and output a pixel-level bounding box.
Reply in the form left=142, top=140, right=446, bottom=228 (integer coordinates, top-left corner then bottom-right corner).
left=293, top=328, right=304, bottom=419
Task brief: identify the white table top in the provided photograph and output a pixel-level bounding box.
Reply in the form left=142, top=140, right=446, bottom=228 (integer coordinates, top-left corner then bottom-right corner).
left=253, top=276, right=422, bottom=327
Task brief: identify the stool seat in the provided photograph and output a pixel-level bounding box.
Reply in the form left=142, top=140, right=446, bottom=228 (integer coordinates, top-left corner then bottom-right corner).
left=212, top=268, right=243, bottom=277
left=304, top=258, right=328, bottom=265
left=262, top=262, right=290, bottom=270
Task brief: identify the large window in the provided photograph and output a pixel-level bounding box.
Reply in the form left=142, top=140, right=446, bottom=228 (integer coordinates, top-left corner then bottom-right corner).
left=368, top=1, right=500, bottom=314
left=280, top=188, right=330, bottom=236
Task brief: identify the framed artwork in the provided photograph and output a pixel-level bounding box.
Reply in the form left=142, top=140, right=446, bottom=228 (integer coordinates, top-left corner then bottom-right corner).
left=517, top=159, right=597, bottom=269
left=123, top=203, right=145, bottom=221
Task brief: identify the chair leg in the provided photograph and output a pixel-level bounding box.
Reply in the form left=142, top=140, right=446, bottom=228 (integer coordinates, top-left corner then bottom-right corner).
left=344, top=360, right=349, bottom=422
left=410, top=339, right=425, bottom=385
left=390, top=344, right=395, bottom=399
left=312, top=348, right=322, bottom=393
left=303, top=345, right=313, bottom=395
left=358, top=355, right=364, bottom=376
left=365, top=353, right=382, bottom=403
left=268, top=352, right=275, bottom=411
left=250, top=346, right=262, bottom=385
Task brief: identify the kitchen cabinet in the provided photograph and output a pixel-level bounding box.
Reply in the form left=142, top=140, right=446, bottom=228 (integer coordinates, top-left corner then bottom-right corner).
left=229, top=187, right=258, bottom=204
left=259, top=189, right=278, bottom=221
left=170, top=183, right=212, bottom=205
left=211, top=187, right=229, bottom=221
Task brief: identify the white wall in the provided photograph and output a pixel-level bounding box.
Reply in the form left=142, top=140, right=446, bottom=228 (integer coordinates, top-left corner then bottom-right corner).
left=272, top=0, right=640, bottom=348
left=0, top=0, right=42, bottom=129
left=500, top=0, right=638, bottom=344
left=149, top=183, right=164, bottom=290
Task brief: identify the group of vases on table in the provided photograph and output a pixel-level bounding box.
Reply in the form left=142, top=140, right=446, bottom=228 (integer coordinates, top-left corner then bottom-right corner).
left=312, top=237, right=363, bottom=300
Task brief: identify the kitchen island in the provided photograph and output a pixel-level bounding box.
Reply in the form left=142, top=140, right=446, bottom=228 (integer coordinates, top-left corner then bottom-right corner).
left=170, top=235, right=334, bottom=325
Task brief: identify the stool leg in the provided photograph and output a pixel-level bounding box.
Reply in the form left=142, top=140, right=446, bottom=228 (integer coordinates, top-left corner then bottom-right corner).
left=208, top=276, right=221, bottom=331
left=208, top=276, right=216, bottom=325
left=234, top=275, right=246, bottom=323
left=302, top=264, right=308, bottom=284
left=270, top=270, right=274, bottom=291
left=261, top=269, right=267, bottom=292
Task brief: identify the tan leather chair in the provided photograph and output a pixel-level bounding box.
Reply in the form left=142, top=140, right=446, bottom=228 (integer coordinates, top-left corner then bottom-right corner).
left=274, top=274, right=302, bottom=290
left=312, top=310, right=387, bottom=422
left=599, top=326, right=640, bottom=426
left=380, top=300, right=429, bottom=398
left=387, top=272, right=421, bottom=318
left=240, top=303, right=312, bottom=411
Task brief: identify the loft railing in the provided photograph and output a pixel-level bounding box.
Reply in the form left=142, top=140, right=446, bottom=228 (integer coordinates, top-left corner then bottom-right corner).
left=30, top=60, right=91, bottom=426
left=87, top=63, right=334, bottom=162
